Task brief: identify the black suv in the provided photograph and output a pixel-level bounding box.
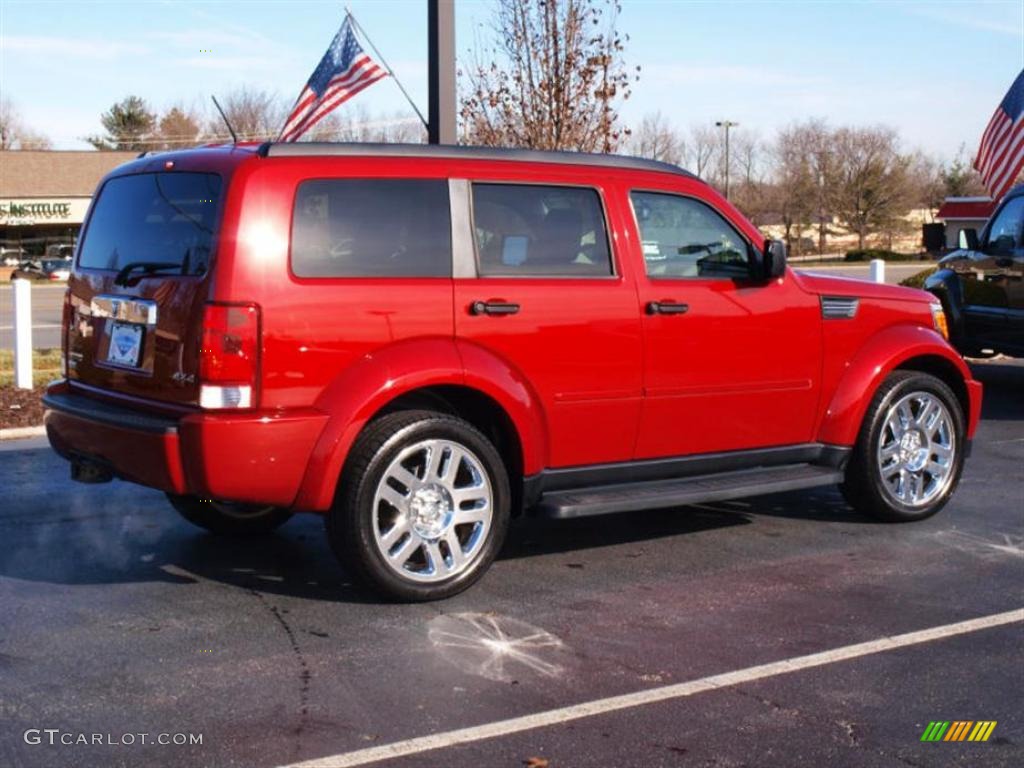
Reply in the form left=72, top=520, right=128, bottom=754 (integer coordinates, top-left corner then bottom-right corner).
left=927, top=185, right=1024, bottom=358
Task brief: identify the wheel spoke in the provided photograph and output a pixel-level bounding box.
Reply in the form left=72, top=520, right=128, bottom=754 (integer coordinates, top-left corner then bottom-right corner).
left=932, top=443, right=953, bottom=459
left=451, top=485, right=487, bottom=509
left=426, top=443, right=448, bottom=482
left=925, top=460, right=947, bottom=478
left=425, top=541, right=448, bottom=576
left=454, top=504, right=490, bottom=525
left=378, top=484, right=409, bottom=513
left=914, top=397, right=935, bottom=428
left=389, top=534, right=421, bottom=568
left=380, top=519, right=410, bottom=550
left=444, top=530, right=467, bottom=570
left=388, top=464, right=420, bottom=491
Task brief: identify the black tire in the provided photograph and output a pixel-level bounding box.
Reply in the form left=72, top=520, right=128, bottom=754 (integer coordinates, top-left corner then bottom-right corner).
left=166, top=494, right=292, bottom=536
left=326, top=410, right=511, bottom=602
left=840, top=371, right=965, bottom=522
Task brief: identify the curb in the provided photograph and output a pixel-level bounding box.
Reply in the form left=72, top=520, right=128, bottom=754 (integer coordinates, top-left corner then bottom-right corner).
left=0, top=425, right=46, bottom=441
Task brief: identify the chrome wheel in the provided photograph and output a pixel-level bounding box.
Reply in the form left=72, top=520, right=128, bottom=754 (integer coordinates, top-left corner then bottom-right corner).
left=371, top=438, right=493, bottom=583
left=876, top=391, right=956, bottom=508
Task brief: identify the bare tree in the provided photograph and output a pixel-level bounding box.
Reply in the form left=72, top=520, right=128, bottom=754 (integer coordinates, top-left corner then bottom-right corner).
left=210, top=87, right=285, bottom=142
left=830, top=126, right=913, bottom=250
left=686, top=124, right=719, bottom=181
left=459, top=0, right=638, bottom=152
left=629, top=111, right=683, bottom=164
left=771, top=125, right=817, bottom=254
left=157, top=104, right=203, bottom=149
left=0, top=98, right=51, bottom=150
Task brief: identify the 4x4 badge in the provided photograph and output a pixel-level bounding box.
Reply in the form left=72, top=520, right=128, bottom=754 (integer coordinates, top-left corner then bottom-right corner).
left=172, top=371, right=196, bottom=385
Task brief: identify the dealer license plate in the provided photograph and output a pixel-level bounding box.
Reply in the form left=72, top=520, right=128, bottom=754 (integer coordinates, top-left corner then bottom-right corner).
left=107, top=321, right=143, bottom=368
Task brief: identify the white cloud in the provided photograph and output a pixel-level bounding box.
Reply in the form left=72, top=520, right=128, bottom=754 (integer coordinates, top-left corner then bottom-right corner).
left=907, top=4, right=1023, bottom=38
left=1, top=35, right=147, bottom=59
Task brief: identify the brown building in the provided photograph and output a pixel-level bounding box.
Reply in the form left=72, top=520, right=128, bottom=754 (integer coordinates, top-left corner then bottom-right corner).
left=0, top=150, right=136, bottom=257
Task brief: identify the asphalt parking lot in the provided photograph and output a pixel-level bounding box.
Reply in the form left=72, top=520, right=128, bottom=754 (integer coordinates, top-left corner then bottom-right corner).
left=0, top=360, right=1021, bottom=768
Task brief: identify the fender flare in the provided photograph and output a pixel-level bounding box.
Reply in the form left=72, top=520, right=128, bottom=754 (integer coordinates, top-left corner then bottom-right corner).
left=816, top=323, right=976, bottom=447
left=923, top=268, right=965, bottom=341
left=293, top=337, right=547, bottom=511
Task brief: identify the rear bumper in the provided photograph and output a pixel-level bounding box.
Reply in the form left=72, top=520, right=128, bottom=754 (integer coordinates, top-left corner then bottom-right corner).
left=43, top=383, right=328, bottom=508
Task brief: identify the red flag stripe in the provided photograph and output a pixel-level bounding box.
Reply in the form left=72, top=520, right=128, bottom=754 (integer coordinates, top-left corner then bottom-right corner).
left=282, top=54, right=375, bottom=128
left=280, top=62, right=385, bottom=141
left=281, top=64, right=386, bottom=141
left=279, top=59, right=378, bottom=140
left=285, top=69, right=387, bottom=142
left=976, top=109, right=1004, bottom=164
left=981, top=116, right=1024, bottom=188
left=977, top=114, right=1013, bottom=172
left=987, top=137, right=1024, bottom=198
left=989, top=150, right=1024, bottom=201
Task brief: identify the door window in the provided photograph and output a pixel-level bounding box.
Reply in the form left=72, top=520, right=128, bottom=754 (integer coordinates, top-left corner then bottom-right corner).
left=630, top=191, right=752, bottom=279
left=985, top=196, right=1024, bottom=255
left=470, top=184, right=613, bottom=277
left=291, top=179, right=451, bottom=277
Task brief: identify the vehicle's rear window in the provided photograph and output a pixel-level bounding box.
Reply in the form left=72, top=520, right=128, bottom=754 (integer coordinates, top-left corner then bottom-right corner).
left=78, top=172, right=221, bottom=274
left=291, top=179, right=451, bottom=278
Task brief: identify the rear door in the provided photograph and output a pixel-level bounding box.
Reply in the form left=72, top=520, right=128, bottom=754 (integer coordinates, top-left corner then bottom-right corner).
left=67, top=171, right=222, bottom=407
left=453, top=177, right=643, bottom=469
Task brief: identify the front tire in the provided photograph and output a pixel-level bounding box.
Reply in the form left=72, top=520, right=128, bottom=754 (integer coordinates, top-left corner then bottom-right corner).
left=327, top=410, right=511, bottom=602
left=841, top=371, right=965, bottom=522
left=166, top=494, right=292, bottom=536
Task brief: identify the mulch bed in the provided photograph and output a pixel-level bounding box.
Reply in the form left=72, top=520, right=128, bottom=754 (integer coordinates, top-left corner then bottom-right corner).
left=0, top=387, right=45, bottom=430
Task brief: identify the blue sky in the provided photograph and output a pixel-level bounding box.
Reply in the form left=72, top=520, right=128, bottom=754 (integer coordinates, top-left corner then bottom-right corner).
left=0, top=0, right=1021, bottom=161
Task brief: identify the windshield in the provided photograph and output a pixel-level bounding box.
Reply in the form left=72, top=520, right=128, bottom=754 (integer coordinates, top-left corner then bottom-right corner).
left=78, top=172, right=222, bottom=275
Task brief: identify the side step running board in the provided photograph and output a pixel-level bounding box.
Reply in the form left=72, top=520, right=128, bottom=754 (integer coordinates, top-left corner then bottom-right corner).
left=535, top=464, right=843, bottom=519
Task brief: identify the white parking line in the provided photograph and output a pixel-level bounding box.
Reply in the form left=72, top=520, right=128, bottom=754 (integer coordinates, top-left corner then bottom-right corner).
left=280, top=608, right=1024, bottom=768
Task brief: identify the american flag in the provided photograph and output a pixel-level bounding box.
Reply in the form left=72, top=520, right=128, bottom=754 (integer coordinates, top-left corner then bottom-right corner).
left=975, top=69, right=1024, bottom=201
left=278, top=18, right=387, bottom=142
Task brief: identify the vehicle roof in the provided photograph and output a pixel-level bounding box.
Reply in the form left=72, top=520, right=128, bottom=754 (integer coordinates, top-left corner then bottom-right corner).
left=258, top=142, right=696, bottom=179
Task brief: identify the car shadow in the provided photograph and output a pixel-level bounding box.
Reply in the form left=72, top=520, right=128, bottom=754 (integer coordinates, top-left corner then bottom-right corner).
left=0, top=477, right=871, bottom=604
left=968, top=359, right=1024, bottom=421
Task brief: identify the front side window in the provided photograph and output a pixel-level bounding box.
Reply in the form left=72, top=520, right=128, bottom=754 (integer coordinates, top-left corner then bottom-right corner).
left=292, top=179, right=451, bottom=277
left=630, top=191, right=752, bottom=279
left=985, top=196, right=1024, bottom=255
left=78, top=172, right=222, bottom=274
left=471, top=184, right=613, bottom=277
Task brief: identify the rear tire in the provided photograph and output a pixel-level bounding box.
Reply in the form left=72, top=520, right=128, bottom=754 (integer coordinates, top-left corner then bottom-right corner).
left=840, top=371, right=965, bottom=522
left=326, top=410, right=511, bottom=602
left=166, top=494, right=292, bottom=536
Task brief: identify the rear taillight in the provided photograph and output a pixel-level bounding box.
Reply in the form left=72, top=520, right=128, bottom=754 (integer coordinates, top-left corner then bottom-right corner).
left=61, top=290, right=71, bottom=377
left=199, top=303, right=260, bottom=409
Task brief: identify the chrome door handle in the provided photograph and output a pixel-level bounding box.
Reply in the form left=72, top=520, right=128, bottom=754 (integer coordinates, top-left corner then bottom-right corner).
left=470, top=300, right=520, bottom=316
left=646, top=300, right=689, bottom=315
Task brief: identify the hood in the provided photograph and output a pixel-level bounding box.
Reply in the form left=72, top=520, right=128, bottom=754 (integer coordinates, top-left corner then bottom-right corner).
left=793, top=270, right=932, bottom=304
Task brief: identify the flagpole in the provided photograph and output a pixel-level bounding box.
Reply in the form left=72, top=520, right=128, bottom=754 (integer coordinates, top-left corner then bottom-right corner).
left=345, top=8, right=429, bottom=133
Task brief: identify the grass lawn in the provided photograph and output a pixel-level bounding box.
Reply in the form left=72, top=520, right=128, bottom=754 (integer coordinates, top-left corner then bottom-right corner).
left=0, top=348, right=62, bottom=388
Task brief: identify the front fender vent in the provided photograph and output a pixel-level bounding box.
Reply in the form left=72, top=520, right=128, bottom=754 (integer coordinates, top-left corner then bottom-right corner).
left=821, top=296, right=859, bottom=319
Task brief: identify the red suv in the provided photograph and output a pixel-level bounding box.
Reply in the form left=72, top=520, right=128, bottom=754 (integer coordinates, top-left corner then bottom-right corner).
left=44, top=143, right=982, bottom=600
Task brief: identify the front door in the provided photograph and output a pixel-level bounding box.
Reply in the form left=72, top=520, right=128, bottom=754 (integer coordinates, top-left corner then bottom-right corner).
left=453, top=180, right=643, bottom=469
left=626, top=188, right=821, bottom=459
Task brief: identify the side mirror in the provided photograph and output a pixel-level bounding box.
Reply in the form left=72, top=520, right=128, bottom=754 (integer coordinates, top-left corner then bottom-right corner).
left=959, top=228, right=979, bottom=250
left=763, top=239, right=787, bottom=279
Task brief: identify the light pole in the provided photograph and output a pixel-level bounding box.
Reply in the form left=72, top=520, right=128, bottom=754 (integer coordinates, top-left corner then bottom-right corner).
left=715, top=120, right=738, bottom=200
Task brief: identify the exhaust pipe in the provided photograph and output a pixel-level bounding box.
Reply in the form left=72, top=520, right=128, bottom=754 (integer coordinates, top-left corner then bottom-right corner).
left=70, top=458, right=114, bottom=484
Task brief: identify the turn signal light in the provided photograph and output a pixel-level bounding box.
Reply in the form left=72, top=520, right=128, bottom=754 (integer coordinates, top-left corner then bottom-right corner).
left=199, top=303, right=260, bottom=409
left=931, top=303, right=949, bottom=341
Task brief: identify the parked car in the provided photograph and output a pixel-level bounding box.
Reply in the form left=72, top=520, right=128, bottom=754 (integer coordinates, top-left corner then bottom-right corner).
left=926, top=184, right=1024, bottom=358
left=2, top=247, right=27, bottom=267
left=46, top=244, right=76, bottom=261
left=43, top=143, right=981, bottom=601
left=10, top=258, right=71, bottom=281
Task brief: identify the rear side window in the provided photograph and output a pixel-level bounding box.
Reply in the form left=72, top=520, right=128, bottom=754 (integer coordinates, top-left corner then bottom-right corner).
left=79, top=172, right=221, bottom=274
left=292, top=179, right=451, bottom=277
left=471, top=184, right=613, bottom=277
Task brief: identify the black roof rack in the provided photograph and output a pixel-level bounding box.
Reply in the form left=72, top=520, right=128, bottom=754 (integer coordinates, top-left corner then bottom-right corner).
left=257, top=142, right=695, bottom=178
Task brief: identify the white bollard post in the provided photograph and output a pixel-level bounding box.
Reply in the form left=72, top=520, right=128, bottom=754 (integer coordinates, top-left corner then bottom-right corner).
left=13, top=278, right=33, bottom=389
left=869, top=258, right=885, bottom=284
